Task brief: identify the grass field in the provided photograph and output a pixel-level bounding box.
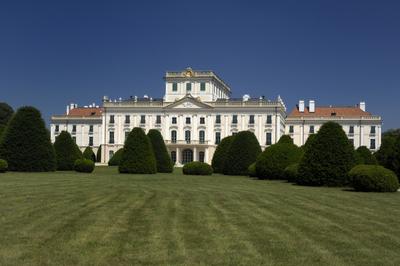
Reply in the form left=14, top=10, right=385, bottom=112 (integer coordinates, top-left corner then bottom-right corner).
left=0, top=167, right=399, bottom=265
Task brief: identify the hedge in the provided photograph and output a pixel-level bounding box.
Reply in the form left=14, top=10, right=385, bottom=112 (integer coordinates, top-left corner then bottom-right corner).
left=183, top=162, right=213, bottom=175
left=284, top=163, right=299, bottom=183
left=119, top=128, right=157, bottom=174
left=0, top=159, right=8, bottom=173
left=248, top=162, right=257, bottom=177
left=147, top=129, right=173, bottom=173
left=108, top=149, right=124, bottom=166
left=223, top=131, right=261, bottom=176
left=354, top=146, right=378, bottom=165
left=96, top=145, right=102, bottom=162
left=53, top=131, right=83, bottom=170
left=0, top=102, right=13, bottom=126
left=83, top=146, right=96, bottom=162
left=349, top=164, right=399, bottom=192
left=74, top=159, right=95, bottom=173
left=211, top=136, right=234, bottom=173
left=0, top=106, right=56, bottom=171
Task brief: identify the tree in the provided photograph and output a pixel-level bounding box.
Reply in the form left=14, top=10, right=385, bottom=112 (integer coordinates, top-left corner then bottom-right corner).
left=0, top=102, right=13, bottom=126
left=354, top=146, right=378, bottom=165
left=277, top=135, right=293, bottom=144
left=211, top=135, right=234, bottom=173
left=147, top=129, right=173, bottom=173
left=255, top=142, right=303, bottom=180
left=96, top=145, right=102, bottom=162
left=0, top=106, right=56, bottom=171
left=108, top=148, right=124, bottom=166
left=53, top=131, right=83, bottom=170
left=302, top=134, right=317, bottom=153
left=119, top=127, right=157, bottom=174
left=375, top=135, right=398, bottom=173
left=83, top=146, right=96, bottom=162
left=297, top=122, right=355, bottom=186
left=222, top=131, right=261, bottom=176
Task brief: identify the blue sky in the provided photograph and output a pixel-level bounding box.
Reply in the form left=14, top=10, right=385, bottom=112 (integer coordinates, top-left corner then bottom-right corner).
left=1, top=0, right=399, bottom=129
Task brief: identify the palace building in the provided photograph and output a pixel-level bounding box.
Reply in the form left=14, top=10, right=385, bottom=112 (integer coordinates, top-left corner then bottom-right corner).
left=50, top=68, right=382, bottom=165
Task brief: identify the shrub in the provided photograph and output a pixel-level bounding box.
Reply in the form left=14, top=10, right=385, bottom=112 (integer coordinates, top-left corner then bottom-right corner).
left=147, top=129, right=173, bottom=173
left=119, top=128, right=157, bottom=174
left=108, top=148, right=124, bottom=166
left=256, top=142, right=303, bottom=180
left=302, top=134, right=317, bottom=153
left=0, top=106, right=56, bottom=171
left=223, top=131, right=261, bottom=176
left=0, top=102, right=14, bottom=126
left=83, top=146, right=96, bottom=162
left=212, top=136, right=234, bottom=173
left=278, top=135, right=293, bottom=144
left=355, top=146, right=378, bottom=165
left=297, top=122, right=355, bottom=186
left=96, top=145, right=102, bottom=162
left=183, top=162, right=213, bottom=175
left=74, top=159, right=95, bottom=173
left=284, top=163, right=299, bottom=183
left=0, top=159, right=8, bottom=173
left=53, top=131, right=83, bottom=170
left=349, top=165, right=399, bottom=192
left=248, top=162, right=257, bottom=177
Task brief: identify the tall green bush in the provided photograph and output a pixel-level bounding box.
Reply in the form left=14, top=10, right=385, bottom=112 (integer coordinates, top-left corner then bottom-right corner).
left=297, top=122, right=355, bottom=186
left=53, top=131, right=83, bottom=170
left=355, top=146, right=378, bottom=165
left=375, top=135, right=399, bottom=178
left=211, top=135, right=234, bottom=173
left=96, top=145, right=102, bottom=162
left=223, top=131, right=261, bottom=176
left=108, top=148, right=124, bottom=166
left=256, top=142, right=303, bottom=179
left=0, top=102, right=13, bottom=126
left=83, top=146, right=96, bottom=162
left=278, top=135, right=293, bottom=144
left=147, top=129, right=173, bottom=173
left=0, top=106, right=56, bottom=171
left=119, top=128, right=157, bottom=174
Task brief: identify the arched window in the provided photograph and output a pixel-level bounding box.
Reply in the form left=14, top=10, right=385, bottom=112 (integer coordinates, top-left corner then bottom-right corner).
left=171, top=130, right=177, bottom=143
left=182, top=149, right=193, bottom=164
left=199, top=130, right=205, bottom=144
left=185, top=130, right=191, bottom=144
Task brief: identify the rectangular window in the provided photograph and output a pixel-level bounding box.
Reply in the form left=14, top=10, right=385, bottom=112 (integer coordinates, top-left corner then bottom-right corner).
left=249, top=115, right=255, bottom=124
left=289, top=125, right=294, bottom=133
left=199, top=151, right=205, bottom=162
left=200, top=117, right=205, bottom=124
left=309, top=125, right=315, bottom=134
left=171, top=130, right=177, bottom=143
left=140, top=115, right=146, bottom=124
left=125, top=115, right=130, bottom=124
left=200, top=82, right=206, bottom=91
left=109, top=115, right=114, bottom=124
left=215, top=132, right=221, bottom=144
left=186, top=83, right=191, bottom=92
left=55, top=125, right=59, bottom=132
left=215, top=115, right=221, bottom=124
left=199, top=131, right=205, bottom=144
left=72, top=125, right=76, bottom=133
left=89, top=136, right=93, bottom=146
left=349, top=126, right=354, bottom=134
left=172, top=82, right=178, bottom=92
left=266, top=132, right=272, bottom=145
left=370, top=126, right=376, bottom=134
left=125, top=131, right=129, bottom=141
left=109, top=131, right=114, bottom=144
left=156, top=115, right=161, bottom=124
left=370, top=139, right=376, bottom=150
left=186, top=117, right=191, bottom=124
left=266, top=115, right=272, bottom=124
left=232, top=115, right=238, bottom=124
left=172, top=117, right=177, bottom=124
left=89, top=125, right=93, bottom=133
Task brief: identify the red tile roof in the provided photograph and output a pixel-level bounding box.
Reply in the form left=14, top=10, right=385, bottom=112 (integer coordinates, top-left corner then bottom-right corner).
left=288, top=106, right=371, bottom=118
left=67, top=107, right=103, bottom=117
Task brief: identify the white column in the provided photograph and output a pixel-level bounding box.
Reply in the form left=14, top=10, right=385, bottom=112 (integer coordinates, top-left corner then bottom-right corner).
left=176, top=147, right=180, bottom=165
left=193, top=147, right=197, bottom=161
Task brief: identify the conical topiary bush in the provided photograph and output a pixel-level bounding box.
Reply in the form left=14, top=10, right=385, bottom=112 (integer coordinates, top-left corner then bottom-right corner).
left=53, top=131, right=83, bottom=170
left=147, top=129, right=173, bottom=173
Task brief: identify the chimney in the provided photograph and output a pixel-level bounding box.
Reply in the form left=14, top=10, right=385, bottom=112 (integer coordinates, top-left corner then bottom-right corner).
left=309, top=100, right=315, bottom=113
left=70, top=103, right=75, bottom=110
left=359, top=101, right=366, bottom=112
left=299, top=100, right=305, bottom=112
left=66, top=105, right=70, bottom=115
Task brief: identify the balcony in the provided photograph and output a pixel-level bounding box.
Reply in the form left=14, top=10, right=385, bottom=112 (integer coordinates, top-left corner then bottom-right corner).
left=165, top=140, right=209, bottom=145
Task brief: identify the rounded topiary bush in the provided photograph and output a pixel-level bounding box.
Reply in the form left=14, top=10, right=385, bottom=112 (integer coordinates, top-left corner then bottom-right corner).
left=0, top=159, right=8, bottom=173
left=108, top=148, right=124, bottom=166
left=74, top=159, right=95, bottom=173
left=256, top=142, right=303, bottom=180
left=278, top=135, right=293, bottom=144
left=147, top=129, right=173, bottom=173
left=183, top=162, right=213, bottom=175
left=53, top=131, right=83, bottom=170
left=0, top=106, right=56, bottom=172
left=355, top=146, right=378, bottom=165
left=83, top=146, right=96, bottom=162
left=349, top=165, right=399, bottom=192
left=284, top=163, right=299, bottom=183
left=223, top=131, right=261, bottom=176
left=212, top=136, right=234, bottom=173
left=297, top=122, right=355, bottom=186
left=248, top=162, right=257, bottom=177
left=119, top=128, right=157, bottom=174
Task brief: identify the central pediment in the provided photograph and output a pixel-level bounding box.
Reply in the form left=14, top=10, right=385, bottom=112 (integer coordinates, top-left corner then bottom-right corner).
left=164, top=94, right=212, bottom=110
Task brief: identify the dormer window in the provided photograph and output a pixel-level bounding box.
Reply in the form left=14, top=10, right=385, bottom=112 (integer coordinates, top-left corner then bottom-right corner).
left=172, top=82, right=178, bottom=92
left=200, top=82, right=206, bottom=91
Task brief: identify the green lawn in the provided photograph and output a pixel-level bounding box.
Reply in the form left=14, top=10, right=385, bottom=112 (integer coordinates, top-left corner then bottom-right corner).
left=0, top=167, right=399, bottom=265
